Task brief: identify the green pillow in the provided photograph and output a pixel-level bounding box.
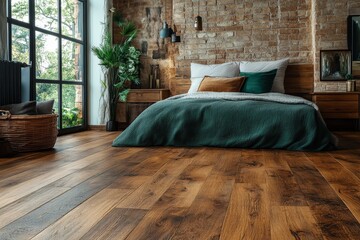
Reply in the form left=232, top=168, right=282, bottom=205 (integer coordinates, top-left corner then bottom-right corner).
left=240, top=69, right=277, bottom=93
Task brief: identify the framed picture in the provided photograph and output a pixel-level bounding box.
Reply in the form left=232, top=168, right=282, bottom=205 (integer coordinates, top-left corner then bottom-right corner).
left=320, top=50, right=352, bottom=81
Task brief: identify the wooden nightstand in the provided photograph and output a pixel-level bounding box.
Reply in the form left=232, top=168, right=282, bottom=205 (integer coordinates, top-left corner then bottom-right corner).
left=117, top=89, right=170, bottom=127
left=127, top=89, right=170, bottom=103
left=311, top=92, right=360, bottom=130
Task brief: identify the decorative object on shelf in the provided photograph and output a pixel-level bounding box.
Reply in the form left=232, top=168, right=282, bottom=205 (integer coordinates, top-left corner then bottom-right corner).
left=149, top=66, right=153, bottom=89
left=194, top=0, right=202, bottom=31
left=92, top=10, right=141, bottom=131
left=156, top=79, right=160, bottom=89
left=346, top=74, right=356, bottom=92
left=320, top=50, right=352, bottom=81
left=150, top=64, right=160, bottom=89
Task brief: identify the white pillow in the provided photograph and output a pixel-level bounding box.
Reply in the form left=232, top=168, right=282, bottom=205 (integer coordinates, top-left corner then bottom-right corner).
left=191, top=62, right=240, bottom=78
left=188, top=77, right=203, bottom=93
left=239, top=58, right=289, bottom=93
left=189, top=62, right=240, bottom=93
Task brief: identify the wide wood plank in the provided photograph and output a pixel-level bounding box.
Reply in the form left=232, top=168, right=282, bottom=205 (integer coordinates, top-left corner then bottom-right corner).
left=32, top=189, right=131, bottom=240
left=0, top=170, right=118, bottom=239
left=220, top=183, right=270, bottom=240
left=0, top=145, right=124, bottom=208
left=271, top=206, right=323, bottom=240
left=286, top=153, right=360, bottom=239
left=80, top=208, right=147, bottom=240
left=117, top=154, right=193, bottom=209
left=307, top=152, right=360, bottom=222
left=171, top=175, right=234, bottom=240
left=0, top=186, right=70, bottom=229
left=0, top=132, right=116, bottom=180
left=236, top=150, right=266, bottom=184
left=125, top=207, right=187, bottom=240
left=124, top=148, right=178, bottom=176
left=0, top=131, right=360, bottom=239
left=0, top=146, right=146, bottom=239
left=329, top=149, right=360, bottom=182
left=125, top=161, right=213, bottom=240
left=266, top=168, right=307, bottom=206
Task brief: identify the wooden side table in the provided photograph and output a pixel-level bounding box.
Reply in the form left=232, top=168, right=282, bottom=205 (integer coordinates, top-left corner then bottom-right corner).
left=120, top=89, right=170, bottom=125
left=311, top=92, right=360, bottom=130
left=127, top=89, right=170, bottom=103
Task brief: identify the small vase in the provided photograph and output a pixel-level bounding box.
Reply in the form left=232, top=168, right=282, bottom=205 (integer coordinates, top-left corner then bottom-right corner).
left=106, top=120, right=118, bottom=131
left=346, top=80, right=356, bottom=92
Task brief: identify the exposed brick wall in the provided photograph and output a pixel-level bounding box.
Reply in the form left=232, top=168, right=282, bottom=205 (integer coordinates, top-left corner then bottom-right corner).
left=313, top=0, right=359, bottom=91
left=114, top=0, right=360, bottom=92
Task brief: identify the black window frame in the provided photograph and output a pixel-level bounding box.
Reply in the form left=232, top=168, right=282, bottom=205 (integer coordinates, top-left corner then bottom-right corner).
left=7, top=0, right=88, bottom=135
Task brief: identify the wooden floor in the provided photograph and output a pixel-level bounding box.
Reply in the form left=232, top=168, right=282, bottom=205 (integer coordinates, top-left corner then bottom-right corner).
left=0, top=131, right=360, bottom=240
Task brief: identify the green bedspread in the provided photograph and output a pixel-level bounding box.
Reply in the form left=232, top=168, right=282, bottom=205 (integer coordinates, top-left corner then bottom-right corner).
left=113, top=94, right=336, bottom=151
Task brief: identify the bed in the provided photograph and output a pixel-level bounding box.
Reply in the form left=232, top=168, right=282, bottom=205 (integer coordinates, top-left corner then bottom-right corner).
left=113, top=63, right=337, bottom=151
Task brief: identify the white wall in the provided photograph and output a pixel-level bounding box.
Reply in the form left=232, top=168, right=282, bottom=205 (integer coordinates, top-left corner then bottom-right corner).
left=88, top=0, right=105, bottom=125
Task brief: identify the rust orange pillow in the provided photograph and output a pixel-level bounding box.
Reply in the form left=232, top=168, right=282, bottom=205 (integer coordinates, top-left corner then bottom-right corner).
left=198, top=76, right=246, bottom=92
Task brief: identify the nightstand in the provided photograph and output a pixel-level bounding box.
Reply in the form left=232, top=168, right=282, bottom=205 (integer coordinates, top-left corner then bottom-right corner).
left=127, top=89, right=170, bottom=103
left=311, top=92, right=360, bottom=130
left=117, top=89, right=170, bottom=126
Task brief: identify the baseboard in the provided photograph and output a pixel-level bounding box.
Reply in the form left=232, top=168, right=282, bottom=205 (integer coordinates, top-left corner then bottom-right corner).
left=88, top=125, right=106, bottom=131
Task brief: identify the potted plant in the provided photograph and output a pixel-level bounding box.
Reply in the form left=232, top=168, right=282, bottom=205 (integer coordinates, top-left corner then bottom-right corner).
left=92, top=13, right=141, bottom=131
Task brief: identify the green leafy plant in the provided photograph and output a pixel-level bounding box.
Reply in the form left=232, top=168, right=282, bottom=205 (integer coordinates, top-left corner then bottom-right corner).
left=62, top=107, right=82, bottom=128
left=92, top=12, right=141, bottom=124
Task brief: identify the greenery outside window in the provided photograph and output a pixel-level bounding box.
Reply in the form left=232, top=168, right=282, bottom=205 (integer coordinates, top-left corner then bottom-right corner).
left=7, top=0, right=87, bottom=134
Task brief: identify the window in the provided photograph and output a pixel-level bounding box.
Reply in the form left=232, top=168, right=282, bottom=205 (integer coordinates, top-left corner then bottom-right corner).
left=7, top=0, right=87, bottom=134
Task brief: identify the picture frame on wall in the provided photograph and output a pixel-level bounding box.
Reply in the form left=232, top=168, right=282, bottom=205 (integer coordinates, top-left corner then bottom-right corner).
left=320, top=50, right=352, bottom=81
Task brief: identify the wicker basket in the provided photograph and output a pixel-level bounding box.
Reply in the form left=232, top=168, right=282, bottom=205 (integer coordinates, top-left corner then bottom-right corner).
left=0, top=111, right=58, bottom=152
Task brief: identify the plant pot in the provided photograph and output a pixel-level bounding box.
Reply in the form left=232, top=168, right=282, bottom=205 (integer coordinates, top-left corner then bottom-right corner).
left=106, top=120, right=118, bottom=131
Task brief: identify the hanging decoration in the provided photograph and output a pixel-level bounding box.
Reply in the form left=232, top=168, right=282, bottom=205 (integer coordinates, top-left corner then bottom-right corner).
left=194, top=0, right=202, bottom=31
left=160, top=21, right=173, bottom=38
left=159, top=0, right=173, bottom=39
left=159, top=0, right=181, bottom=42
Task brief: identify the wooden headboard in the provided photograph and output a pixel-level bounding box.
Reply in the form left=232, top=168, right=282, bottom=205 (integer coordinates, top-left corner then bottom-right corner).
left=169, top=64, right=314, bottom=97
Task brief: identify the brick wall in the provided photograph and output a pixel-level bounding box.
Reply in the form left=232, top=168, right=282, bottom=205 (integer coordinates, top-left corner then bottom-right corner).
left=114, top=0, right=360, bottom=91
left=313, top=0, right=360, bottom=91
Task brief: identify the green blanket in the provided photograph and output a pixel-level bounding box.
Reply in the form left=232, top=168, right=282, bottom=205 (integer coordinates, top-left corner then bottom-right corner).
left=113, top=96, right=336, bottom=151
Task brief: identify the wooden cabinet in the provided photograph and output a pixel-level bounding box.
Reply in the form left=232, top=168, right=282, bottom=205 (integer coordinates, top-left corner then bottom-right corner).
left=117, top=89, right=170, bottom=127
left=311, top=92, right=360, bottom=130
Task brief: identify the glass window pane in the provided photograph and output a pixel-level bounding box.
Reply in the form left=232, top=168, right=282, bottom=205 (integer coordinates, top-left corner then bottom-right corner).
left=35, top=0, right=59, bottom=32
left=11, top=0, right=29, bottom=23
left=36, top=32, right=59, bottom=80
left=62, top=0, right=83, bottom=40
left=36, top=83, right=59, bottom=127
left=11, top=25, right=30, bottom=63
left=62, top=84, right=83, bottom=128
left=62, top=40, right=84, bottom=81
